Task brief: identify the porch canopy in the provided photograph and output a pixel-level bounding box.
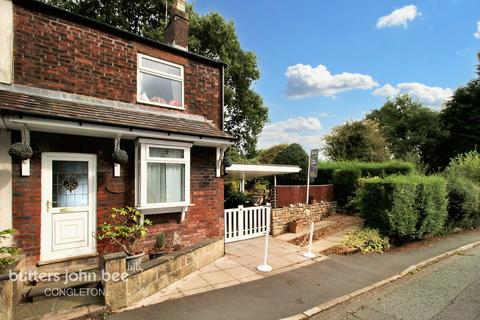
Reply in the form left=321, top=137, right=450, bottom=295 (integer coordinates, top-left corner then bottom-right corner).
left=225, top=163, right=301, bottom=191
left=0, top=88, right=234, bottom=148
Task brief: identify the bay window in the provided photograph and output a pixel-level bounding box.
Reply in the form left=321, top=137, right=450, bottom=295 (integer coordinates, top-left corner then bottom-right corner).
left=136, top=139, right=191, bottom=213
left=137, top=54, right=184, bottom=109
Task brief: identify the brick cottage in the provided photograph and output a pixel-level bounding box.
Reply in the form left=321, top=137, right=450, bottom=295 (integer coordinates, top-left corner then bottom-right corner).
left=0, top=0, right=233, bottom=266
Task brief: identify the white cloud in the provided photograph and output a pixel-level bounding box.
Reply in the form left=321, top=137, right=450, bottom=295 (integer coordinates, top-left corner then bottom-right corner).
left=374, top=82, right=453, bottom=108
left=373, top=83, right=400, bottom=96
left=258, top=116, right=324, bottom=151
left=285, top=64, right=378, bottom=99
left=376, top=5, right=419, bottom=29
left=474, top=20, right=480, bottom=39
left=273, top=116, right=322, bottom=131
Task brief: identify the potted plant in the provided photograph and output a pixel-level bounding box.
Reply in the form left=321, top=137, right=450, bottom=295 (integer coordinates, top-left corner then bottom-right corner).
left=149, top=232, right=166, bottom=259
left=8, top=143, right=33, bottom=161
left=250, top=182, right=268, bottom=205
left=112, top=149, right=129, bottom=164
left=288, top=219, right=305, bottom=233
left=97, top=207, right=152, bottom=271
left=0, top=229, right=21, bottom=273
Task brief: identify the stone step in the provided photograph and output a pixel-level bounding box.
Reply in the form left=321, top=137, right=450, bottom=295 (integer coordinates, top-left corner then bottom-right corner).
left=34, top=256, right=99, bottom=277
left=25, top=269, right=102, bottom=299
left=16, top=295, right=105, bottom=320
left=276, top=220, right=337, bottom=241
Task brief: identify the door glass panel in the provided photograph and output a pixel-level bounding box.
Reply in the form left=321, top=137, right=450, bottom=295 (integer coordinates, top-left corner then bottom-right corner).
left=52, top=161, right=88, bottom=208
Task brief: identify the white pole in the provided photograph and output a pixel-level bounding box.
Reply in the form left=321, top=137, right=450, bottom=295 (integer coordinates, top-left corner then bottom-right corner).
left=273, top=175, right=277, bottom=209
left=257, top=205, right=272, bottom=272
left=306, top=152, right=311, bottom=204
left=303, top=221, right=316, bottom=259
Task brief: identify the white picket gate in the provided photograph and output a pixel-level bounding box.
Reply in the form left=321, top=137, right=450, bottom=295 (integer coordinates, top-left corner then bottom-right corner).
left=224, top=205, right=271, bottom=243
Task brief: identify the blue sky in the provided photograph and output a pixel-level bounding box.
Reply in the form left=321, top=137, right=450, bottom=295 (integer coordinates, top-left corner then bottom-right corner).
left=193, top=1, right=480, bottom=152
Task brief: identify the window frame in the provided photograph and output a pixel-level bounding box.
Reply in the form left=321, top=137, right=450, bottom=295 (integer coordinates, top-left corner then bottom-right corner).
left=135, top=139, right=191, bottom=211
left=136, top=53, right=185, bottom=110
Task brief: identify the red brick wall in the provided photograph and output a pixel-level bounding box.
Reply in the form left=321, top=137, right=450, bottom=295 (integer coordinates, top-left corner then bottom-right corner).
left=274, top=185, right=334, bottom=208
left=12, top=5, right=223, bottom=128
left=11, top=132, right=224, bottom=264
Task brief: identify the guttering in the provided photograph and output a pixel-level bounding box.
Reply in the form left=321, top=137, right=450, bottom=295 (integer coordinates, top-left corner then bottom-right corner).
left=4, top=115, right=234, bottom=147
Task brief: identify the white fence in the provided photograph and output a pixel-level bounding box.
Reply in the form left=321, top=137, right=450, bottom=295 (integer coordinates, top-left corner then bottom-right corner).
left=224, top=205, right=271, bottom=243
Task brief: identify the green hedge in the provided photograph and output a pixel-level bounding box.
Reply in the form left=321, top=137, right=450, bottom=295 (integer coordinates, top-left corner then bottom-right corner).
left=444, top=151, right=480, bottom=229
left=315, top=161, right=416, bottom=209
left=357, top=175, right=448, bottom=239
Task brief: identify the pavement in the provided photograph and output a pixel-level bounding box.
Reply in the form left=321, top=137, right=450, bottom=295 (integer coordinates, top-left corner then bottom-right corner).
left=311, top=244, right=480, bottom=320
left=119, top=219, right=356, bottom=311
left=109, top=229, right=480, bottom=320
left=120, top=236, right=326, bottom=310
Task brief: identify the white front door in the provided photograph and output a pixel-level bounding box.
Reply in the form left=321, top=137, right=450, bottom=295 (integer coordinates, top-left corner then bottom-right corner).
left=41, top=153, right=97, bottom=262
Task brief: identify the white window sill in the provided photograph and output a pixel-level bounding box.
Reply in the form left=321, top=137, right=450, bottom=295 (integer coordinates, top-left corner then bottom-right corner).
left=138, top=203, right=195, bottom=217
left=137, top=98, right=185, bottom=110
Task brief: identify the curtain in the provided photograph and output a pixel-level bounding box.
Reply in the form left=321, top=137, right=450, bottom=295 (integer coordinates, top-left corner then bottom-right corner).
left=171, top=79, right=182, bottom=105
left=147, top=163, right=185, bottom=204
left=147, top=163, right=166, bottom=203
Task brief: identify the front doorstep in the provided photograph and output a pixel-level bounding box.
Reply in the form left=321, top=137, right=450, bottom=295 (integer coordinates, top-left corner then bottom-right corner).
left=103, top=238, right=224, bottom=310
left=37, top=253, right=99, bottom=267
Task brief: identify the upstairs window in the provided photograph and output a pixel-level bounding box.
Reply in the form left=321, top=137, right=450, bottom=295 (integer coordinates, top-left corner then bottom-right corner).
left=137, top=54, right=184, bottom=109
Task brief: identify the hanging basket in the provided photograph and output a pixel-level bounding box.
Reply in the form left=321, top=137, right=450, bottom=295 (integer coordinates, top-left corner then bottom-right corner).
left=8, top=143, right=33, bottom=161
left=223, top=156, right=233, bottom=168
left=112, top=149, right=129, bottom=165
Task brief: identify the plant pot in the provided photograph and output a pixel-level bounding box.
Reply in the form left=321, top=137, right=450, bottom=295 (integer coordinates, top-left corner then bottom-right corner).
left=288, top=219, right=305, bottom=233
left=126, top=252, right=145, bottom=271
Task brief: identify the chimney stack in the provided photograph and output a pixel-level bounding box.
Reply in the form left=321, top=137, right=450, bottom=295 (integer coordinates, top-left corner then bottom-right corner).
left=165, top=0, right=189, bottom=50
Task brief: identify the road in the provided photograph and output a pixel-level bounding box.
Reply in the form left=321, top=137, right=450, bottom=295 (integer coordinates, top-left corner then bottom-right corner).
left=312, top=245, right=480, bottom=320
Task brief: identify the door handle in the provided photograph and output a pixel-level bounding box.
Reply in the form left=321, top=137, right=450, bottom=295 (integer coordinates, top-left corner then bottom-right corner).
left=46, top=200, right=52, bottom=212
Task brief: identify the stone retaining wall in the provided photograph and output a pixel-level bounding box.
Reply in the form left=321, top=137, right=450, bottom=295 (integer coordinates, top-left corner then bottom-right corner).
left=103, top=238, right=224, bottom=310
left=0, top=274, right=14, bottom=320
left=271, top=202, right=337, bottom=236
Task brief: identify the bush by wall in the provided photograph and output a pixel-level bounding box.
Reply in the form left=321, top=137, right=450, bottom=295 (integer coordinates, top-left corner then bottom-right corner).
left=357, top=175, right=448, bottom=240
left=316, top=161, right=416, bottom=210
left=444, top=151, right=480, bottom=228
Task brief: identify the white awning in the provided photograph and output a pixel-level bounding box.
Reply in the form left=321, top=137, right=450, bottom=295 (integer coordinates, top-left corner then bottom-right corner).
left=225, top=163, right=301, bottom=180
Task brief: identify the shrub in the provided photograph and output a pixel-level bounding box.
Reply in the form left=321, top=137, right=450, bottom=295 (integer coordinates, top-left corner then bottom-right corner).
left=445, top=177, right=480, bottom=229
left=444, top=151, right=480, bottom=228
left=339, top=228, right=390, bottom=253
left=97, top=207, right=152, bottom=256
left=316, top=161, right=416, bottom=211
left=0, top=229, right=21, bottom=271
left=357, top=175, right=448, bottom=239
left=224, top=190, right=249, bottom=209
left=445, top=150, right=480, bottom=183
left=332, top=168, right=361, bottom=209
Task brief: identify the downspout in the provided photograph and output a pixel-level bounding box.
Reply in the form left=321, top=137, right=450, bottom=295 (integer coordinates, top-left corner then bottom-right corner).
left=221, top=65, right=225, bottom=131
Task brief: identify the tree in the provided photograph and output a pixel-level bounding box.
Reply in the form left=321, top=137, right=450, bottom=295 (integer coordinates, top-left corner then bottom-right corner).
left=324, top=120, right=390, bottom=162
left=272, top=144, right=308, bottom=184
left=45, top=0, right=172, bottom=37
left=439, top=78, right=480, bottom=167
left=477, top=52, right=480, bottom=77
left=44, top=0, right=268, bottom=158
left=367, top=95, right=444, bottom=167
left=257, top=144, right=289, bottom=164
